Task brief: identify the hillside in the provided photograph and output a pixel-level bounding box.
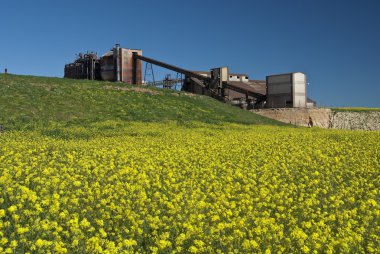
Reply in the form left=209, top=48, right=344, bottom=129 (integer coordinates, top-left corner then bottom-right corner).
left=0, top=74, right=283, bottom=131
left=1, top=74, right=379, bottom=253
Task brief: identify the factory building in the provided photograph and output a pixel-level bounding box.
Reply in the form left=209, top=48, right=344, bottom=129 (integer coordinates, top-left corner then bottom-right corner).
left=64, top=44, right=142, bottom=84
left=186, top=70, right=316, bottom=109
left=100, top=45, right=142, bottom=83
left=266, top=72, right=315, bottom=108
left=64, top=44, right=316, bottom=109
left=186, top=69, right=266, bottom=108
left=64, top=52, right=100, bottom=80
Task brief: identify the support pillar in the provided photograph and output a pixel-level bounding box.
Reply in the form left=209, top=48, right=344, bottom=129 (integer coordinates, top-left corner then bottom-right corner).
left=132, top=52, right=137, bottom=84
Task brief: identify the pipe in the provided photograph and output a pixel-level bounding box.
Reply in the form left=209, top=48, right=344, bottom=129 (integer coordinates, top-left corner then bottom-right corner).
left=113, top=44, right=121, bottom=82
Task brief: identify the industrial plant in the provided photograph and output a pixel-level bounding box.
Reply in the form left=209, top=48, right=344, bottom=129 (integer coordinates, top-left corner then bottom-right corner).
left=64, top=44, right=316, bottom=109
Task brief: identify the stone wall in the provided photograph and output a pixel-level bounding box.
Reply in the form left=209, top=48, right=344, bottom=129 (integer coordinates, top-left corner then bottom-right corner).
left=331, top=111, right=380, bottom=131
left=251, top=108, right=380, bottom=131
left=251, top=108, right=333, bottom=128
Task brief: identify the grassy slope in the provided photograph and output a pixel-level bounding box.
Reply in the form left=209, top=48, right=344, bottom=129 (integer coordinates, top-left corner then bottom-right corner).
left=0, top=74, right=284, bottom=131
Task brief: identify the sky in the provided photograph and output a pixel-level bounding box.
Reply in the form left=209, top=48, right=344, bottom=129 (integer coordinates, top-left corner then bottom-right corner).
left=0, top=0, right=379, bottom=107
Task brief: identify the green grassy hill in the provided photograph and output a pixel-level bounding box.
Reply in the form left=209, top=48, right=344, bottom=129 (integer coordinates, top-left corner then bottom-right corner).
left=0, top=74, right=283, bottom=132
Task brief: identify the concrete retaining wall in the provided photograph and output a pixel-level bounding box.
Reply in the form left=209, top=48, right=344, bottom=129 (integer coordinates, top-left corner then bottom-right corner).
left=251, top=108, right=380, bottom=131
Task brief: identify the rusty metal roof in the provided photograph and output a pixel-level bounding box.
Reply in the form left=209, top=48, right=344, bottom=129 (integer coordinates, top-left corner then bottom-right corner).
left=193, top=71, right=210, bottom=74
left=226, top=80, right=266, bottom=95
left=248, top=80, right=266, bottom=95
left=194, top=71, right=249, bottom=77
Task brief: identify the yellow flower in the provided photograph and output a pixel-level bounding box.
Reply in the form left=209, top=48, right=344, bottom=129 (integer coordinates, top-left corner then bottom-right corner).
left=189, top=246, right=198, bottom=253
left=123, top=239, right=137, bottom=247
left=35, top=239, right=45, bottom=247
left=16, top=227, right=29, bottom=234
left=99, top=228, right=107, bottom=238
left=8, top=206, right=17, bottom=213
left=10, top=240, right=18, bottom=248
left=80, top=218, right=91, bottom=228
left=157, top=239, right=171, bottom=250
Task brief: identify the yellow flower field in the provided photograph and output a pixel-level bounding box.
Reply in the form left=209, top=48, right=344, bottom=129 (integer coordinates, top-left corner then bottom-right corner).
left=0, top=122, right=379, bottom=253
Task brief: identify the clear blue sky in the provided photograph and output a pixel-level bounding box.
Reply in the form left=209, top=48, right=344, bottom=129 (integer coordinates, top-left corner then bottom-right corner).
left=1, top=0, right=379, bottom=107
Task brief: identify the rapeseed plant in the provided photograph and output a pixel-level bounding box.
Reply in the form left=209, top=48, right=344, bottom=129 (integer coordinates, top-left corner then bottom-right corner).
left=0, top=122, right=379, bottom=253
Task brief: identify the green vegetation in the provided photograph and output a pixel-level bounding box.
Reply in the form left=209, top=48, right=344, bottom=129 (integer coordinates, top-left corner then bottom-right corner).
left=0, top=74, right=283, bottom=132
left=331, top=107, right=380, bottom=112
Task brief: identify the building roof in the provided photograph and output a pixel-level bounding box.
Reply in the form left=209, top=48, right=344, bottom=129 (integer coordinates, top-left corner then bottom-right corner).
left=266, top=72, right=305, bottom=77
left=228, top=73, right=248, bottom=77
left=102, top=51, right=113, bottom=57
left=193, top=71, right=249, bottom=77
left=193, top=71, right=210, bottom=74
left=248, top=80, right=266, bottom=95
left=226, top=80, right=266, bottom=96
left=192, top=70, right=266, bottom=96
